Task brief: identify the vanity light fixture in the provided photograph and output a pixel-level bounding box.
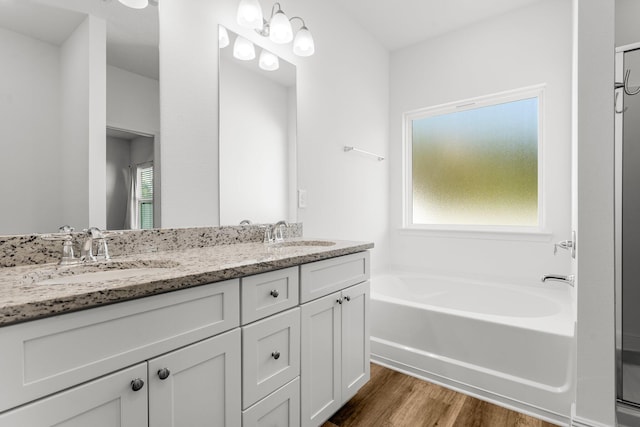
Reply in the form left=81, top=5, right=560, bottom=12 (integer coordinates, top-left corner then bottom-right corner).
left=236, top=1, right=315, bottom=57
left=233, top=35, right=256, bottom=60
left=117, top=0, right=149, bottom=9
left=259, top=49, right=279, bottom=71
left=219, top=26, right=230, bottom=48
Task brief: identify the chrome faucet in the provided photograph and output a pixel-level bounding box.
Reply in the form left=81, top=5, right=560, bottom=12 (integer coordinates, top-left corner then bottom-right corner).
left=262, top=220, right=290, bottom=244
left=541, top=274, right=575, bottom=287
left=81, top=227, right=111, bottom=262
left=41, top=225, right=78, bottom=265
left=273, top=220, right=289, bottom=243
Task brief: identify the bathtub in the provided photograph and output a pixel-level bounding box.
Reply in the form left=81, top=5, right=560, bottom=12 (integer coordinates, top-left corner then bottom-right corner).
left=370, top=273, right=574, bottom=425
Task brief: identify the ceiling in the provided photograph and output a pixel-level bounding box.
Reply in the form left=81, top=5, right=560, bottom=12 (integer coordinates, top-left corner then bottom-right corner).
left=2, top=0, right=546, bottom=82
left=328, top=0, right=545, bottom=51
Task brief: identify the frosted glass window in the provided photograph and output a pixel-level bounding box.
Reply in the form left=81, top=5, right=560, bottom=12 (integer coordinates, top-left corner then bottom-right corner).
left=408, top=94, right=540, bottom=227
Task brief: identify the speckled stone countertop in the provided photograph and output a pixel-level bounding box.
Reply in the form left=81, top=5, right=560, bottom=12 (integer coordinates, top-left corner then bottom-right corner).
left=0, top=238, right=373, bottom=326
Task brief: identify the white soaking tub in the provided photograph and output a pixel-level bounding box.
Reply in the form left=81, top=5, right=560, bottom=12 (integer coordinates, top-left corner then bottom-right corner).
left=370, top=273, right=574, bottom=425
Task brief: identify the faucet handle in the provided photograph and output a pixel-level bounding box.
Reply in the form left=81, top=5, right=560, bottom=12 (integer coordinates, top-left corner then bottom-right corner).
left=41, top=229, right=78, bottom=265
left=553, top=231, right=577, bottom=258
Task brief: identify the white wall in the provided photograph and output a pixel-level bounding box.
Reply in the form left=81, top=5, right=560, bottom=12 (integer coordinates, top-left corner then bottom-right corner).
left=388, top=0, right=573, bottom=283
left=0, top=26, right=63, bottom=234
left=106, top=65, right=160, bottom=135
left=159, top=0, right=390, bottom=270
left=572, top=1, right=616, bottom=425
left=219, top=57, right=290, bottom=225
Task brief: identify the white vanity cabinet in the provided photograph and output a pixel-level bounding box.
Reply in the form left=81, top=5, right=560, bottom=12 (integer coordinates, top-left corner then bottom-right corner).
left=299, top=252, right=370, bottom=427
left=0, top=330, right=242, bottom=427
left=0, top=249, right=370, bottom=427
left=0, top=279, right=241, bottom=426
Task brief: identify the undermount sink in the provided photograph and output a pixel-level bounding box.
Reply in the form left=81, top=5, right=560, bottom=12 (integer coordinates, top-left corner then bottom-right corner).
left=272, top=240, right=336, bottom=248
left=26, top=260, right=179, bottom=286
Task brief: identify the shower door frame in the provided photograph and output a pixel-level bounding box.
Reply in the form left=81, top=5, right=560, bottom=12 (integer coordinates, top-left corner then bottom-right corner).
left=615, top=41, right=640, bottom=416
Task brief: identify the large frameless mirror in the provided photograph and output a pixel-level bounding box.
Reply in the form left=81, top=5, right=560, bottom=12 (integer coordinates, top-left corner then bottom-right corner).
left=0, top=0, right=159, bottom=234
left=218, top=26, right=297, bottom=226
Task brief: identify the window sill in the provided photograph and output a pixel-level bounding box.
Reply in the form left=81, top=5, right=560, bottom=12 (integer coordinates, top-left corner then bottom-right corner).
left=398, top=227, right=554, bottom=242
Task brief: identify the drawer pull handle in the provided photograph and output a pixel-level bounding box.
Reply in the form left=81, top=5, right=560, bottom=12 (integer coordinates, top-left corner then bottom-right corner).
left=131, top=378, right=145, bottom=392
left=158, top=368, right=171, bottom=380
left=272, top=351, right=281, bottom=360
left=337, top=298, right=343, bottom=304
left=270, top=290, right=279, bottom=298
left=344, top=295, right=351, bottom=302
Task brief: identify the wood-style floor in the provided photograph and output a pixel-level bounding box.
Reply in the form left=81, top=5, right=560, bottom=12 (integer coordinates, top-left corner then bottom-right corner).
left=322, top=364, right=558, bottom=427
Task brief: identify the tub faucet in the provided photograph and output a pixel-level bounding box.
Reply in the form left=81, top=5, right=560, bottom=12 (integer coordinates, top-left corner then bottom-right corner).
left=541, top=274, right=575, bottom=287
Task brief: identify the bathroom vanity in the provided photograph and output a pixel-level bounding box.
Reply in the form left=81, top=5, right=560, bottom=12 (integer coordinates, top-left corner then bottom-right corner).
left=0, top=234, right=371, bottom=427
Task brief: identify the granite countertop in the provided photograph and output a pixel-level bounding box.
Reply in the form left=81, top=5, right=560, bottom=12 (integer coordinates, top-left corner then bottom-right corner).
left=0, top=238, right=373, bottom=327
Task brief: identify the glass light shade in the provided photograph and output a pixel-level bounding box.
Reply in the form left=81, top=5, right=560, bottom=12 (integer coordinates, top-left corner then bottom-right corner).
left=218, top=27, right=230, bottom=49
left=259, top=50, right=279, bottom=71
left=118, top=0, right=148, bottom=9
left=237, top=0, right=263, bottom=30
left=269, top=11, right=293, bottom=44
left=293, top=26, right=315, bottom=56
left=233, top=36, right=256, bottom=60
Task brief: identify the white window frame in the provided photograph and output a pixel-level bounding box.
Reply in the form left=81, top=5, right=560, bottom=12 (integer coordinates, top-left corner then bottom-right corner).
left=136, top=162, right=154, bottom=230
left=402, top=85, right=546, bottom=236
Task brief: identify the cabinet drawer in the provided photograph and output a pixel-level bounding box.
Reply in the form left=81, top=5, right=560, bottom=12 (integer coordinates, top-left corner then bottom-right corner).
left=243, top=377, right=300, bottom=427
left=242, top=267, right=299, bottom=325
left=0, top=279, right=240, bottom=412
left=242, top=308, right=300, bottom=409
left=300, top=251, right=370, bottom=303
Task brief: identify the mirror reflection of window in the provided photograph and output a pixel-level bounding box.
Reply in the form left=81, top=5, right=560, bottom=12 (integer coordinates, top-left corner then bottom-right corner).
left=137, top=163, right=154, bottom=230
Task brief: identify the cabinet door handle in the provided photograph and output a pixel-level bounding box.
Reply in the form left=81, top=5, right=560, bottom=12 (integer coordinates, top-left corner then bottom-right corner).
left=344, top=295, right=351, bottom=302
left=157, top=368, right=171, bottom=380
left=272, top=351, right=281, bottom=360
left=270, top=289, right=279, bottom=298
left=131, top=378, right=145, bottom=392
left=336, top=298, right=343, bottom=304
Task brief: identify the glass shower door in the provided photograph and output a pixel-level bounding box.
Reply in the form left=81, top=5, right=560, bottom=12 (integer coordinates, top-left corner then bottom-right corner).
left=618, top=45, right=640, bottom=408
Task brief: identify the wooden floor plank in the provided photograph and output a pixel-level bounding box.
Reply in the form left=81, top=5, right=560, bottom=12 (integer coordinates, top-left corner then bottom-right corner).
left=322, top=364, right=558, bottom=427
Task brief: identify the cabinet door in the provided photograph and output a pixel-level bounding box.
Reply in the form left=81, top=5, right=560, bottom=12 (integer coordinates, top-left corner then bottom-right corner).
left=300, top=292, right=342, bottom=427
left=0, top=363, right=147, bottom=427
left=148, top=329, right=241, bottom=427
left=341, top=281, right=370, bottom=402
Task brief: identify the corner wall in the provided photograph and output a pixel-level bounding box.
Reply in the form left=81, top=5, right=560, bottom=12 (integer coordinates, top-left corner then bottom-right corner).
left=388, top=0, right=573, bottom=283
left=572, top=0, right=616, bottom=425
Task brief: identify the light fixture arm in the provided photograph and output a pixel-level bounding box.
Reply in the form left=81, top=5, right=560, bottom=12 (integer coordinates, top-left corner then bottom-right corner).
left=289, top=16, right=307, bottom=29
left=269, top=2, right=283, bottom=18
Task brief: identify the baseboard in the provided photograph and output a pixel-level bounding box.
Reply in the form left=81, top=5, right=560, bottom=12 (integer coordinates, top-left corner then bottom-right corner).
left=571, top=416, right=613, bottom=427
left=371, top=355, right=571, bottom=426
